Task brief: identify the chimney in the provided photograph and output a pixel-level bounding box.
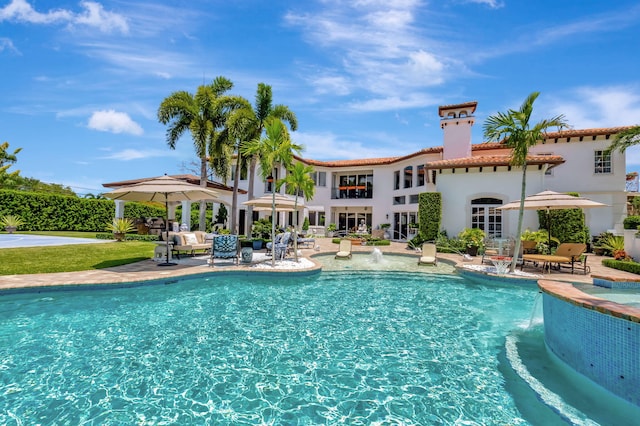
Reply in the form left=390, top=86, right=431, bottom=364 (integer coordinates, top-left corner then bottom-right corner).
left=439, top=101, right=477, bottom=160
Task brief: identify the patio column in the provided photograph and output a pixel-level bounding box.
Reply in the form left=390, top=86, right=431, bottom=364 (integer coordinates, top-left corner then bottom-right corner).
left=115, top=200, right=125, bottom=219
left=181, top=200, right=191, bottom=230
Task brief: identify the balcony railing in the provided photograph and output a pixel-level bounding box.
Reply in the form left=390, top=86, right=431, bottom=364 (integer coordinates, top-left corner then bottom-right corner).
left=331, top=186, right=373, bottom=199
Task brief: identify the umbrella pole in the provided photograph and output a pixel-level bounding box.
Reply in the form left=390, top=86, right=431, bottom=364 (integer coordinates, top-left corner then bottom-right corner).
left=159, top=194, right=177, bottom=266
left=271, top=191, right=276, bottom=267
left=547, top=208, right=551, bottom=253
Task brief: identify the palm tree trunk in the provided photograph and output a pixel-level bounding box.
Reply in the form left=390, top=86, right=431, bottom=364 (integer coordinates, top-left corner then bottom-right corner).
left=293, top=196, right=299, bottom=262
left=510, top=162, right=527, bottom=272
left=230, top=155, right=241, bottom=234
left=271, top=190, right=276, bottom=267
left=198, top=157, right=208, bottom=231
left=247, top=156, right=256, bottom=234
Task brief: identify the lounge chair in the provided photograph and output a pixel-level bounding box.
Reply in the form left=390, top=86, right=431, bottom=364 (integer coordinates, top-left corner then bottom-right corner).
left=418, top=243, right=437, bottom=265
left=335, top=239, right=352, bottom=259
left=209, top=234, right=239, bottom=266
left=521, top=243, right=588, bottom=274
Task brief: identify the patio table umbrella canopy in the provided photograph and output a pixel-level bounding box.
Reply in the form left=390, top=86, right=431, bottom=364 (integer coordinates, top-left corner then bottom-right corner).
left=104, top=175, right=222, bottom=266
left=243, top=193, right=304, bottom=266
left=496, top=190, right=607, bottom=247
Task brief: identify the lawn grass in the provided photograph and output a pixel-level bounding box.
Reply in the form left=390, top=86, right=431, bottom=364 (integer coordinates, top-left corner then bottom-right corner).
left=0, top=232, right=155, bottom=275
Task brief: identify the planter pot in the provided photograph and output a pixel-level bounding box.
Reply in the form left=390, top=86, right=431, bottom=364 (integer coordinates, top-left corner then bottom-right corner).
left=4, top=226, right=16, bottom=234
left=466, top=246, right=479, bottom=256
left=382, top=229, right=390, bottom=239
left=113, top=232, right=126, bottom=241
left=593, top=247, right=605, bottom=256
left=252, top=239, right=263, bottom=250
left=241, top=247, right=253, bottom=264
left=326, top=231, right=334, bottom=238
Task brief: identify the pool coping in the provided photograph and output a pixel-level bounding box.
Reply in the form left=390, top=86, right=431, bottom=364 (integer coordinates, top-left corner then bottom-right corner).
left=538, top=280, right=640, bottom=323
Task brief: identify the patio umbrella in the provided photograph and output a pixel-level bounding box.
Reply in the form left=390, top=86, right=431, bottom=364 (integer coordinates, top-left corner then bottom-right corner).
left=497, top=190, right=607, bottom=248
left=243, top=193, right=304, bottom=266
left=104, top=175, right=222, bottom=266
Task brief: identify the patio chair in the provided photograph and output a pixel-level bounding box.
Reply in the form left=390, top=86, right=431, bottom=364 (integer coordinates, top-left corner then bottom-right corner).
left=335, top=239, right=352, bottom=259
left=277, top=232, right=293, bottom=259
left=418, top=243, right=437, bottom=265
left=209, top=234, right=239, bottom=266
left=265, top=232, right=283, bottom=255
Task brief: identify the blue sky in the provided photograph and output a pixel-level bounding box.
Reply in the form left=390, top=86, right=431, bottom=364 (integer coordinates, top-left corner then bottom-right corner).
left=2, top=0, right=640, bottom=196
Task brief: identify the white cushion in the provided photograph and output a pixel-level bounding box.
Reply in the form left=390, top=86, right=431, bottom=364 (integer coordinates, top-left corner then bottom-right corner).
left=183, top=233, right=198, bottom=245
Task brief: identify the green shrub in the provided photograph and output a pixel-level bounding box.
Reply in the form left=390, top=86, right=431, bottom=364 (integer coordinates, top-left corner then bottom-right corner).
left=602, top=259, right=640, bottom=274
left=623, top=215, right=640, bottom=230
left=419, top=192, right=441, bottom=241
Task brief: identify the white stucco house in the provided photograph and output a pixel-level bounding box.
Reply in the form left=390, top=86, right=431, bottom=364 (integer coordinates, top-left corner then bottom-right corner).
left=105, top=101, right=631, bottom=242
left=234, top=101, right=630, bottom=241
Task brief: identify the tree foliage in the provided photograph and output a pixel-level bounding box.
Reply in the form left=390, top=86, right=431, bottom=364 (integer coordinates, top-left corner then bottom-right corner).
left=483, top=92, right=568, bottom=271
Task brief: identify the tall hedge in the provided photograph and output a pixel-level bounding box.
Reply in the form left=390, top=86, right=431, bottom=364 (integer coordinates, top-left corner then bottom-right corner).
left=536, top=192, right=590, bottom=243
left=0, top=190, right=164, bottom=232
left=418, top=192, right=441, bottom=241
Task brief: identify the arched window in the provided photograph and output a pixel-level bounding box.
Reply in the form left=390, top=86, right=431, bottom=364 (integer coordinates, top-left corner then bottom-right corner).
left=471, top=197, right=503, bottom=238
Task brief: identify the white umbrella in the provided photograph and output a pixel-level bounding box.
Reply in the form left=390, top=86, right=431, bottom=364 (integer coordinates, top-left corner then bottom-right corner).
left=104, top=175, right=222, bottom=266
left=243, top=193, right=304, bottom=266
left=497, top=190, right=607, bottom=247
left=242, top=193, right=304, bottom=210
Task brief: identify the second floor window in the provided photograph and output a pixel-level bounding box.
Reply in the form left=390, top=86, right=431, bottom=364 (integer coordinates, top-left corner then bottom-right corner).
left=417, top=165, right=425, bottom=186
left=595, top=150, right=612, bottom=174
left=404, top=166, right=412, bottom=188
left=394, top=171, right=400, bottom=190
left=310, top=171, right=327, bottom=187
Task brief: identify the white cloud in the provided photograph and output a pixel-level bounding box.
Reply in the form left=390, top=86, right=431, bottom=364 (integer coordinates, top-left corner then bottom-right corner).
left=0, top=37, right=20, bottom=54
left=349, top=92, right=438, bottom=112
left=546, top=85, right=640, bottom=129
left=73, top=1, right=128, bottom=34
left=459, top=0, right=503, bottom=8
left=285, top=1, right=450, bottom=107
left=295, top=131, right=410, bottom=161
left=0, top=0, right=128, bottom=34
left=88, top=110, right=143, bottom=135
left=100, top=148, right=179, bottom=161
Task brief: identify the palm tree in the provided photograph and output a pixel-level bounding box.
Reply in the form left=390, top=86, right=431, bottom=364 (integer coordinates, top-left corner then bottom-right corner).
left=606, top=125, right=640, bottom=154
left=483, top=92, right=568, bottom=272
left=157, top=76, right=239, bottom=231
left=278, top=161, right=316, bottom=261
left=244, top=84, right=298, bottom=233
left=241, top=119, right=303, bottom=266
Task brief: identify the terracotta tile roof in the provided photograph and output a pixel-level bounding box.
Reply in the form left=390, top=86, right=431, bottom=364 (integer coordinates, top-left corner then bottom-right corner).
left=295, top=126, right=627, bottom=168
left=426, top=154, right=565, bottom=170
left=102, top=174, right=244, bottom=193
left=297, top=156, right=402, bottom=167
left=542, top=126, right=634, bottom=140
left=438, top=101, right=478, bottom=116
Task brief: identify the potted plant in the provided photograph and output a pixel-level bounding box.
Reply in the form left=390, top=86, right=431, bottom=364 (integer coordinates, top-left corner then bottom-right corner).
left=251, top=219, right=271, bottom=249
left=458, top=227, right=486, bottom=256
left=1, top=215, right=25, bottom=234
left=105, top=218, right=135, bottom=241
left=379, top=223, right=391, bottom=239
left=326, top=223, right=337, bottom=237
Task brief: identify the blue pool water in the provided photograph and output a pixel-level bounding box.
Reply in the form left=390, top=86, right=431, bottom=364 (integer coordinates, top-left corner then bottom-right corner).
left=0, top=271, right=636, bottom=424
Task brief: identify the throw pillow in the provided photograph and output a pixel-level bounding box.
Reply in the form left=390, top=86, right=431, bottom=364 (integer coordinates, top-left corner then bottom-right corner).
left=183, top=233, right=198, bottom=245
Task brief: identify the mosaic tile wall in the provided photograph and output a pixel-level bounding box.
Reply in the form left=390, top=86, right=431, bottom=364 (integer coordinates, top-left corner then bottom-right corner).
left=593, top=277, right=640, bottom=289
left=543, top=294, right=640, bottom=407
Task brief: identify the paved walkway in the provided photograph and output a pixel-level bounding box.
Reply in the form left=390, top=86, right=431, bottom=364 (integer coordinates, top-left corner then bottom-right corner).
left=0, top=237, right=638, bottom=290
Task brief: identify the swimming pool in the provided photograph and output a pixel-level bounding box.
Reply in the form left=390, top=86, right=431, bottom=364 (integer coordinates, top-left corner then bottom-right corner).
left=1, top=271, right=637, bottom=424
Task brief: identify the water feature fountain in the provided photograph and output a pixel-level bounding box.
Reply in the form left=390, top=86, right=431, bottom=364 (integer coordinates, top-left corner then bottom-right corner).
left=370, top=247, right=384, bottom=263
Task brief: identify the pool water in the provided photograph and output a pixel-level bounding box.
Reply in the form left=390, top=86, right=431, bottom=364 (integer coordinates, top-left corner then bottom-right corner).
left=0, top=271, right=636, bottom=424
left=313, top=251, right=457, bottom=274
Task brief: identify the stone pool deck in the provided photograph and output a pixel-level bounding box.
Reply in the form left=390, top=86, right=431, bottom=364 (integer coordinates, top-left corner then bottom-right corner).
left=0, top=237, right=638, bottom=290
